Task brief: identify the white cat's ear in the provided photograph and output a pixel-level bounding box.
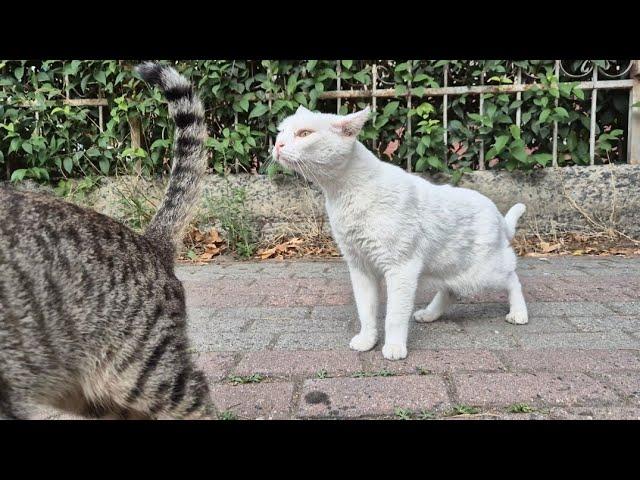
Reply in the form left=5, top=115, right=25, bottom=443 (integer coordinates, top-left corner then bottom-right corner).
left=296, top=105, right=311, bottom=114
left=331, top=106, right=371, bottom=137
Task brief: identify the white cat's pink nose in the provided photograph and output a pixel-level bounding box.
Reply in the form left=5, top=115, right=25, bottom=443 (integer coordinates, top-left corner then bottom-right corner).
left=275, top=141, right=285, bottom=154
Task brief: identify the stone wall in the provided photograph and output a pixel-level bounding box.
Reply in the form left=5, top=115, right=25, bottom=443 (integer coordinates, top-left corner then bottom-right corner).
left=11, top=164, right=640, bottom=239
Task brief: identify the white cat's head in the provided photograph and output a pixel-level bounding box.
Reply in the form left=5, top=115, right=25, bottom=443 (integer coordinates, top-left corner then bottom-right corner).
left=273, top=105, right=371, bottom=179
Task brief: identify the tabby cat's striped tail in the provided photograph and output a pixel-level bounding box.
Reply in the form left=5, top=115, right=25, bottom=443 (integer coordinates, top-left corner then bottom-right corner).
left=136, top=62, right=208, bottom=251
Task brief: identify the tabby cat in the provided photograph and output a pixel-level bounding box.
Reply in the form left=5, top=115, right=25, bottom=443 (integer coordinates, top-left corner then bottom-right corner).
left=0, top=63, right=214, bottom=419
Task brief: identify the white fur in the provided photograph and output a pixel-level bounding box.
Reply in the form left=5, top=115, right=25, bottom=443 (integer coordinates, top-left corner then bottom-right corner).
left=274, top=106, right=528, bottom=360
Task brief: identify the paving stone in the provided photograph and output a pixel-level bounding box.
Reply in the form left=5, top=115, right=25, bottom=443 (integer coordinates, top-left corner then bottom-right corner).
left=605, top=302, right=640, bottom=315
left=210, top=381, right=294, bottom=420
left=566, top=315, right=640, bottom=333
left=528, top=302, right=616, bottom=317
left=234, top=350, right=363, bottom=377
left=193, top=352, right=237, bottom=382
left=363, top=349, right=505, bottom=375
left=460, top=316, right=577, bottom=333
left=298, top=375, right=449, bottom=418
left=515, top=332, right=640, bottom=349
left=547, top=406, right=640, bottom=420
left=262, top=293, right=354, bottom=307
left=187, top=307, right=250, bottom=333
left=409, top=330, right=519, bottom=350
left=184, top=287, right=265, bottom=308
left=599, top=372, right=640, bottom=400
left=501, top=348, right=640, bottom=372
left=453, top=372, right=618, bottom=406
left=274, top=332, right=352, bottom=350
left=310, top=305, right=358, bottom=322
left=189, top=331, right=273, bottom=353
left=206, top=306, right=312, bottom=322
left=248, top=317, right=350, bottom=334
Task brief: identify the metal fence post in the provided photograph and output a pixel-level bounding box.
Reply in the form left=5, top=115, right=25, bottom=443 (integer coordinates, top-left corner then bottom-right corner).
left=628, top=60, right=640, bottom=165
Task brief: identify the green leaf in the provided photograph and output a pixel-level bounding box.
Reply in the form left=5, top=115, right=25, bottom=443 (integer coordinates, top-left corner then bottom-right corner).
left=539, top=109, right=551, bottom=123
left=374, top=116, right=389, bottom=129
left=415, top=157, right=428, bottom=172
left=554, top=106, right=569, bottom=118
left=510, top=146, right=528, bottom=163
left=306, top=60, right=318, bottom=71
left=21, top=142, right=33, bottom=154
left=484, top=103, right=497, bottom=119
left=99, top=159, right=110, bottom=175
left=354, top=71, right=368, bottom=83
left=494, top=135, right=509, bottom=154
left=63, top=157, right=73, bottom=173
left=94, top=71, right=107, bottom=85
left=427, top=156, right=442, bottom=169
left=9, top=138, right=21, bottom=154
left=239, top=97, right=250, bottom=112
left=11, top=169, right=27, bottom=182
left=532, top=153, right=552, bottom=166
left=395, top=84, right=408, bottom=96
left=86, top=147, right=100, bottom=157
left=14, top=66, right=24, bottom=81
left=249, top=103, right=269, bottom=119
left=80, top=74, right=90, bottom=92
left=150, top=139, right=169, bottom=149
left=341, top=60, right=353, bottom=69
left=286, top=74, right=299, bottom=95
left=383, top=101, right=400, bottom=117
left=572, top=87, right=585, bottom=100
left=509, top=124, right=521, bottom=140
left=294, top=92, right=307, bottom=106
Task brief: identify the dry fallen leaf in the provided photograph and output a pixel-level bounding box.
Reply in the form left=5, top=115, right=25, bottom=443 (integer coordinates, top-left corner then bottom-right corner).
left=383, top=140, right=399, bottom=159
left=208, top=228, right=223, bottom=243
left=539, top=242, right=561, bottom=253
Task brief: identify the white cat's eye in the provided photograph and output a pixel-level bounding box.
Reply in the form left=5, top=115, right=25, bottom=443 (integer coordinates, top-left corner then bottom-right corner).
left=296, top=129, right=313, bottom=138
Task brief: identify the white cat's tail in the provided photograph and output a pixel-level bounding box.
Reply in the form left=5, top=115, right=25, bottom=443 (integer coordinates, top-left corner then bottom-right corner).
left=504, top=203, right=526, bottom=240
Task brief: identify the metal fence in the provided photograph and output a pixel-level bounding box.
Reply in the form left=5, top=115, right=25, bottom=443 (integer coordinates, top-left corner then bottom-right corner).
left=318, top=60, right=640, bottom=171
left=15, top=60, right=640, bottom=173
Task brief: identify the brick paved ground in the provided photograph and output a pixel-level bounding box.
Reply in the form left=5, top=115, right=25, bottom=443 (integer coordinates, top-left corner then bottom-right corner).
left=36, top=256, right=640, bottom=420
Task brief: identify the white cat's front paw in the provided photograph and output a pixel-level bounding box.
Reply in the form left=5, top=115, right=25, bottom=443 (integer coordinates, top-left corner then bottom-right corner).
left=506, top=310, right=529, bottom=325
left=349, top=333, right=377, bottom=352
left=382, top=343, right=407, bottom=360
left=413, top=308, right=440, bottom=323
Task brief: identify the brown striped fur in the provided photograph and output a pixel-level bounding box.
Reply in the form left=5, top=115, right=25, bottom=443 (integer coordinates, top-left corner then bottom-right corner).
left=0, top=63, right=213, bottom=419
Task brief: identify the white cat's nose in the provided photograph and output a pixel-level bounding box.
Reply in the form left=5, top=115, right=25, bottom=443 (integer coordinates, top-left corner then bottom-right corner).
left=275, top=141, right=285, bottom=156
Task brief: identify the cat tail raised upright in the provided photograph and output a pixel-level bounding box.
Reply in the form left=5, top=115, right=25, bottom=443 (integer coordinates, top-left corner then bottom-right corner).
left=504, top=203, right=526, bottom=241
left=136, top=62, right=208, bottom=255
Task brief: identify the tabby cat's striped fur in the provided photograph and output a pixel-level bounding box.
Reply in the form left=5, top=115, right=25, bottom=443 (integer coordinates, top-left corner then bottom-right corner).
left=0, top=63, right=214, bottom=419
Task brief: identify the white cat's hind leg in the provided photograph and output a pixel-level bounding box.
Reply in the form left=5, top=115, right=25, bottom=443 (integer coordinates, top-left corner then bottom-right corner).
left=505, top=271, right=528, bottom=325
left=414, top=289, right=451, bottom=323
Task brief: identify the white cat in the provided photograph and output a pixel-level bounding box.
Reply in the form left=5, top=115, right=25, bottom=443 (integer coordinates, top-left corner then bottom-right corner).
left=273, top=105, right=528, bottom=360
